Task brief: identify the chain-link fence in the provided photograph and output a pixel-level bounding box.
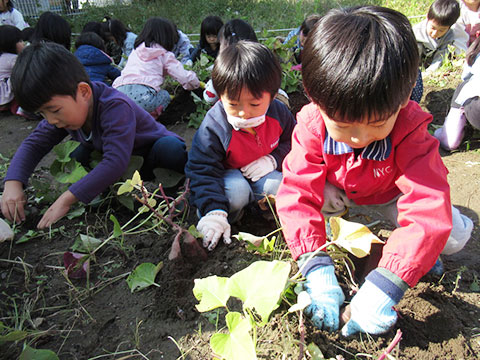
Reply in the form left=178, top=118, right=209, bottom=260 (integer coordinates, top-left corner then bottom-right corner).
left=14, top=0, right=131, bottom=18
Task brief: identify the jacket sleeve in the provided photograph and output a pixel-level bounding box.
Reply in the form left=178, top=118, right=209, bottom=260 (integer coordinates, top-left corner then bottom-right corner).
left=189, top=45, right=201, bottom=63
left=164, top=52, right=200, bottom=90
left=276, top=107, right=329, bottom=259
left=269, top=101, right=296, bottom=170
left=185, top=109, right=230, bottom=216
left=378, top=118, right=452, bottom=287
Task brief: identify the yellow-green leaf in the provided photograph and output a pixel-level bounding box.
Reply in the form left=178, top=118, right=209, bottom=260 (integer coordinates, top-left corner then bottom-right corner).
left=329, top=217, right=384, bottom=258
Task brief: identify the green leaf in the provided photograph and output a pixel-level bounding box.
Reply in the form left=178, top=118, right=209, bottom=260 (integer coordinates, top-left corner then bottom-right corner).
left=52, top=141, right=80, bottom=163
left=72, top=234, right=102, bottom=252
left=126, top=262, right=163, bottom=293
left=152, top=167, right=185, bottom=188
left=55, top=159, right=88, bottom=184
left=19, top=344, right=59, bottom=360
left=16, top=229, right=39, bottom=244
left=110, top=214, right=122, bottom=239
left=193, top=275, right=230, bottom=312
left=117, top=193, right=134, bottom=210
left=188, top=224, right=203, bottom=239
left=306, top=343, right=326, bottom=360
left=210, top=312, right=256, bottom=360
left=66, top=206, right=85, bottom=220
left=117, top=180, right=134, bottom=195
left=228, top=261, right=291, bottom=324
left=0, top=330, right=28, bottom=342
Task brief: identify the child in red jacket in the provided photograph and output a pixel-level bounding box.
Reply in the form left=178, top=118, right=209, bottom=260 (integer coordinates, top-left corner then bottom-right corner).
left=276, top=6, right=473, bottom=336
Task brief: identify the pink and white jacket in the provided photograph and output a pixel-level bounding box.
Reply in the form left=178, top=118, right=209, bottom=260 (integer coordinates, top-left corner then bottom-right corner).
left=112, top=42, right=199, bottom=91
left=276, top=101, right=452, bottom=287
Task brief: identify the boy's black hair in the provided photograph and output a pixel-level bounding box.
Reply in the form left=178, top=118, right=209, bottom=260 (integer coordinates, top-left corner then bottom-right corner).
left=302, top=6, right=419, bottom=123
left=212, top=40, right=281, bottom=100
left=466, top=35, right=480, bottom=66
left=134, top=17, right=176, bottom=51
left=0, top=25, right=22, bottom=54
left=300, top=14, right=321, bottom=37
left=102, top=16, right=129, bottom=47
left=11, top=42, right=91, bottom=113
left=31, top=11, right=72, bottom=50
left=199, top=15, right=224, bottom=49
left=218, top=19, right=258, bottom=50
left=21, top=26, right=34, bottom=42
left=82, top=21, right=108, bottom=42
left=427, top=0, right=460, bottom=27
left=75, top=31, right=106, bottom=51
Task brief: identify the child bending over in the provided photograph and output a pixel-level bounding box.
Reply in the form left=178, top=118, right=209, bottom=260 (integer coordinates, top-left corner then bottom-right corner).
left=185, top=41, right=296, bottom=251
left=1, top=42, right=187, bottom=229
left=113, top=17, right=199, bottom=118
left=276, top=6, right=473, bottom=336
left=413, top=0, right=463, bottom=76
left=74, top=32, right=120, bottom=85
left=434, top=35, right=480, bottom=149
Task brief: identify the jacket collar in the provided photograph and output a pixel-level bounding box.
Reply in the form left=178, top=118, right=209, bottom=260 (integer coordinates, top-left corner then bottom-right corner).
left=323, top=130, right=392, bottom=161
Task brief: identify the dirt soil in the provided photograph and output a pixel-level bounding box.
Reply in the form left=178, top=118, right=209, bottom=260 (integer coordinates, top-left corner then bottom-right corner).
left=0, top=79, right=479, bottom=360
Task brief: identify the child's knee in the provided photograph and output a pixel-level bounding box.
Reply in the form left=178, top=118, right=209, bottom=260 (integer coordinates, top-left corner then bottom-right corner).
left=442, top=207, right=474, bottom=255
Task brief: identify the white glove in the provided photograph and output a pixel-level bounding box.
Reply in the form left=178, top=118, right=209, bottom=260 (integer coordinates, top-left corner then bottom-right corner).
left=197, top=210, right=231, bottom=251
left=0, top=218, right=14, bottom=243
left=240, top=155, right=277, bottom=182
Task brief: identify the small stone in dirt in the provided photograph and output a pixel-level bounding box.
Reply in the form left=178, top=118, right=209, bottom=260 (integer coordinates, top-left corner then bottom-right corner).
left=0, top=218, right=14, bottom=242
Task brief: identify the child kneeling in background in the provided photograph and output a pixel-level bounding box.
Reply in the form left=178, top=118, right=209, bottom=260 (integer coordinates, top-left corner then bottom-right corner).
left=185, top=41, right=296, bottom=251
left=276, top=6, right=473, bottom=337
left=1, top=42, right=187, bottom=229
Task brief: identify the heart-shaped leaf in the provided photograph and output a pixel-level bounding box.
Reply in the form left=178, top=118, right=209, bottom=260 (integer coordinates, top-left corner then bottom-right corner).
left=126, top=262, right=163, bottom=292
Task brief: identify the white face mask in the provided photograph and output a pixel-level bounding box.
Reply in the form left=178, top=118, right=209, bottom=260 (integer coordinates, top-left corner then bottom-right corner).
left=226, top=112, right=266, bottom=131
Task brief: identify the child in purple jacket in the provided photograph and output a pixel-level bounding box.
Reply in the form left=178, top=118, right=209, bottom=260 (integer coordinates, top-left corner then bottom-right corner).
left=1, top=42, right=187, bottom=229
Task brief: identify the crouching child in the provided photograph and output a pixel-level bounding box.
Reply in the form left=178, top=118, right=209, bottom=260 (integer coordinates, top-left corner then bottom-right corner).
left=1, top=42, right=187, bottom=228
left=185, top=41, right=296, bottom=251
left=276, top=6, right=473, bottom=336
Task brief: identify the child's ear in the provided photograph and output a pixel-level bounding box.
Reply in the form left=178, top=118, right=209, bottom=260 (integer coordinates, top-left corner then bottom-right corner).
left=77, top=82, right=92, bottom=100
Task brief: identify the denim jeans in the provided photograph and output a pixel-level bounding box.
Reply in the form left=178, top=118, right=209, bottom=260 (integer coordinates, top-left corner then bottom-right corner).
left=223, top=169, right=283, bottom=222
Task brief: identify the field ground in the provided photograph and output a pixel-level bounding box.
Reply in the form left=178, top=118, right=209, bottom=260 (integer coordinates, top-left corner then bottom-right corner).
left=0, top=67, right=480, bottom=360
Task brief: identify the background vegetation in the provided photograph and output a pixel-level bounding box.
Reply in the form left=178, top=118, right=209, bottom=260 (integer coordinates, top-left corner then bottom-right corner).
left=25, top=0, right=432, bottom=41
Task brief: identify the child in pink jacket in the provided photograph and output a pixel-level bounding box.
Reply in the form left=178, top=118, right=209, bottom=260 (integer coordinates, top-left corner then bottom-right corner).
left=113, top=17, right=199, bottom=118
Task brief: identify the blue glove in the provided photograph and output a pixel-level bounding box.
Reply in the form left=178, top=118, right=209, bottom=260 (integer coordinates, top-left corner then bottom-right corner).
left=341, top=268, right=407, bottom=336
left=304, top=264, right=345, bottom=332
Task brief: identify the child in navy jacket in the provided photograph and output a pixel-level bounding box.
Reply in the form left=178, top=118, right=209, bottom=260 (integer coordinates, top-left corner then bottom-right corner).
left=185, top=41, right=296, bottom=251
left=74, top=32, right=120, bottom=84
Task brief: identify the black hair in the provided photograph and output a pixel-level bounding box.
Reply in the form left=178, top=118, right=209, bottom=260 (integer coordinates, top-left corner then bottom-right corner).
left=427, top=0, right=460, bottom=27
left=134, top=17, right=176, bottom=51
left=75, top=31, right=106, bottom=52
left=302, top=6, right=419, bottom=123
left=300, top=14, right=321, bottom=37
left=82, top=21, right=108, bottom=42
left=218, top=19, right=258, bottom=51
left=199, top=15, right=224, bottom=49
left=212, top=40, right=281, bottom=100
left=102, top=16, right=129, bottom=47
left=31, top=12, right=72, bottom=50
left=21, top=27, right=34, bottom=42
left=0, top=25, right=22, bottom=54
left=11, top=42, right=91, bottom=112
left=466, top=35, right=480, bottom=66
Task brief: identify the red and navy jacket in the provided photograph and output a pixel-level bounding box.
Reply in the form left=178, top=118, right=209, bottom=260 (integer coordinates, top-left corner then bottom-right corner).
left=185, top=99, right=296, bottom=216
left=276, top=101, right=452, bottom=287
